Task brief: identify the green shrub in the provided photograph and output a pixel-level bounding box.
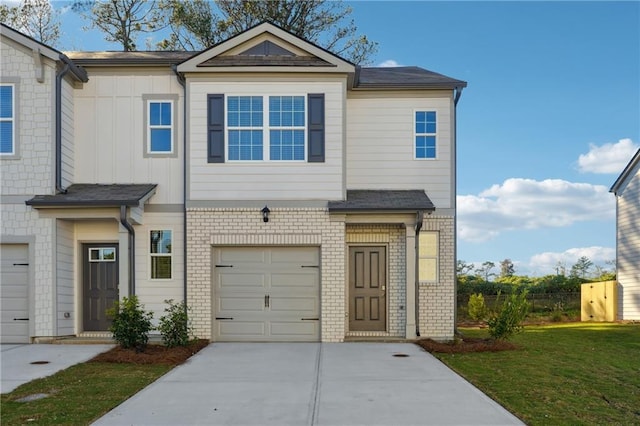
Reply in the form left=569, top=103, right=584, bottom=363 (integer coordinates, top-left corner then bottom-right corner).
left=550, top=301, right=565, bottom=322
left=158, top=299, right=192, bottom=348
left=487, top=291, right=530, bottom=340
left=107, top=295, right=153, bottom=351
left=468, top=293, right=488, bottom=321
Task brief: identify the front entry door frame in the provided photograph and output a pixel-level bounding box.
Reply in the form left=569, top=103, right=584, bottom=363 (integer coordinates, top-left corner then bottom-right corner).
left=82, top=243, right=119, bottom=332
left=348, top=245, right=387, bottom=332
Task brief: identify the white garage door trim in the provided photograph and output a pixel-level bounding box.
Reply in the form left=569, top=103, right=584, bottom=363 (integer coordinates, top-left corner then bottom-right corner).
left=1, top=243, right=31, bottom=344
left=213, top=246, right=320, bottom=342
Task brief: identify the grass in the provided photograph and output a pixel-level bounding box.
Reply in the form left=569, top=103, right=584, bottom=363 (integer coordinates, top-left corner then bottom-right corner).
left=1, top=362, right=172, bottom=425
left=435, top=323, right=640, bottom=425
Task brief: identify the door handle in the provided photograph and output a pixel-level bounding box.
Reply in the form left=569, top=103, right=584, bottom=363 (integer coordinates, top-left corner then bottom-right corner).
left=264, top=294, right=270, bottom=308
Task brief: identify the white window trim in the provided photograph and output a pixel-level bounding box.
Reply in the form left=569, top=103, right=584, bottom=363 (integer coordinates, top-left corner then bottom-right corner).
left=225, top=94, right=307, bottom=162
left=89, top=247, right=117, bottom=262
left=413, top=109, right=437, bottom=160
left=142, top=94, right=179, bottom=158
left=150, top=229, right=173, bottom=280
left=0, top=81, right=18, bottom=158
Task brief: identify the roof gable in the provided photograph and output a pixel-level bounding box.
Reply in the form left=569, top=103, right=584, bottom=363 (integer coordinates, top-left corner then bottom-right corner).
left=0, top=22, right=59, bottom=61
left=610, top=148, right=640, bottom=195
left=177, top=22, right=355, bottom=74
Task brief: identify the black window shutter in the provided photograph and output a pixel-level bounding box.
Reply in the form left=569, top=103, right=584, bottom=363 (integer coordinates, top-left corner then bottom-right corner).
left=208, top=94, right=225, bottom=163
left=307, top=93, right=325, bottom=162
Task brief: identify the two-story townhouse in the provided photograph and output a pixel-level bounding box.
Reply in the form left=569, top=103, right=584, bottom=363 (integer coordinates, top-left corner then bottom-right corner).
left=1, top=22, right=466, bottom=344
left=610, top=148, right=640, bottom=320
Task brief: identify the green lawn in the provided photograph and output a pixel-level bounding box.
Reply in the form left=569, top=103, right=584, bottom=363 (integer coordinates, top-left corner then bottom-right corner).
left=436, top=323, right=640, bottom=425
left=1, top=362, right=171, bottom=425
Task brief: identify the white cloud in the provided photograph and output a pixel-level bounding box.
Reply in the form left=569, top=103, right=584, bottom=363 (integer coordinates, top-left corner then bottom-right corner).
left=527, top=246, right=615, bottom=276
left=577, top=138, right=639, bottom=174
left=378, top=59, right=402, bottom=67
left=458, top=178, right=614, bottom=242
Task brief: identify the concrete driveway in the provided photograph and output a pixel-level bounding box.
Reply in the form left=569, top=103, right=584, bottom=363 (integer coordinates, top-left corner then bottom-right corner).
left=1, top=343, right=114, bottom=394
left=94, top=342, right=523, bottom=426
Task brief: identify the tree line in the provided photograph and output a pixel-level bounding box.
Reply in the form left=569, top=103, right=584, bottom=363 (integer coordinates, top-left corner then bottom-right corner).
left=457, top=257, right=616, bottom=296
left=1, top=0, right=377, bottom=64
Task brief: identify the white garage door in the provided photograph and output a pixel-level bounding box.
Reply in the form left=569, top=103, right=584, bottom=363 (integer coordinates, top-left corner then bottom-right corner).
left=1, top=244, right=30, bottom=343
left=213, top=247, right=320, bottom=342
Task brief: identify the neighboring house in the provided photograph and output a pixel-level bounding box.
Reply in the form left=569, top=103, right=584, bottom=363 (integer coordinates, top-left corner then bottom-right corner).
left=610, top=148, right=640, bottom=320
left=0, top=22, right=466, bottom=343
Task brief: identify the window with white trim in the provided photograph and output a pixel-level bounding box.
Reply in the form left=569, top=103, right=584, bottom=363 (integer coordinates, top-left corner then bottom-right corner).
left=148, top=100, right=173, bottom=154
left=0, top=84, right=15, bottom=155
left=418, top=232, right=438, bottom=282
left=89, top=247, right=116, bottom=262
left=226, top=95, right=306, bottom=161
left=415, top=111, right=436, bottom=159
left=150, top=230, right=172, bottom=279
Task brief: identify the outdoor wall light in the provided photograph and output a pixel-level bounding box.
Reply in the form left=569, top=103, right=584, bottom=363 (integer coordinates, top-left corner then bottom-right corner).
left=261, top=205, right=270, bottom=223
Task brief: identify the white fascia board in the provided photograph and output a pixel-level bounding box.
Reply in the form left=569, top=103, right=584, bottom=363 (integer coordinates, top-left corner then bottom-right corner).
left=0, top=24, right=60, bottom=61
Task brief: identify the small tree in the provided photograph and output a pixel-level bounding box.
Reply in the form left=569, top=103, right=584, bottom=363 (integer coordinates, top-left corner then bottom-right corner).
left=107, top=295, right=153, bottom=351
left=487, top=291, right=529, bottom=341
left=158, top=299, right=193, bottom=348
left=467, top=293, right=488, bottom=322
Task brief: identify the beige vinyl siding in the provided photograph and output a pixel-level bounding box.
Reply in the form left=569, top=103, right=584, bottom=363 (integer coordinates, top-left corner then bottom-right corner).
left=188, top=78, right=344, bottom=201
left=134, top=212, right=184, bottom=327
left=346, top=91, right=454, bottom=209
left=74, top=72, right=183, bottom=204
left=56, top=219, right=74, bottom=335
left=616, top=166, right=640, bottom=320
left=60, top=79, right=75, bottom=188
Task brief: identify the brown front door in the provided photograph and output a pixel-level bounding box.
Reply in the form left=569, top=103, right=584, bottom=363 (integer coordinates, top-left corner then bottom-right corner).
left=83, top=244, right=119, bottom=331
left=349, top=246, right=386, bottom=331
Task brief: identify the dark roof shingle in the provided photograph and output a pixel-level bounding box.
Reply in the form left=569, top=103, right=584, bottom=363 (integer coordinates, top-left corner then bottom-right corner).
left=26, top=184, right=157, bottom=207
left=328, top=190, right=435, bottom=212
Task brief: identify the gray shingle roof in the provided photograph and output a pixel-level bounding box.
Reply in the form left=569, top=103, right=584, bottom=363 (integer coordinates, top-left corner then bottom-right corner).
left=26, top=184, right=157, bottom=207
left=357, top=66, right=467, bottom=89
left=328, top=190, right=435, bottom=212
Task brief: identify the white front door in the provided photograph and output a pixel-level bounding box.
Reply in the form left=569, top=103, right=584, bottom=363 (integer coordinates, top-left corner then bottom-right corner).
left=213, top=247, right=320, bottom=342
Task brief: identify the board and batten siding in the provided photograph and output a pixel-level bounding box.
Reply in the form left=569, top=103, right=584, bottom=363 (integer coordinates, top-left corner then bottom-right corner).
left=188, top=79, right=344, bottom=201
left=55, top=219, right=74, bottom=335
left=60, top=79, right=75, bottom=188
left=617, top=167, right=640, bottom=320
left=74, top=72, right=183, bottom=204
left=346, top=92, right=454, bottom=209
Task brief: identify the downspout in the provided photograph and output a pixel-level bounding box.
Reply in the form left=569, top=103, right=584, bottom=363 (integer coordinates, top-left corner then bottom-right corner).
left=453, top=85, right=464, bottom=334
left=120, top=206, right=136, bottom=295
left=55, top=63, right=71, bottom=194
left=173, top=65, right=188, bottom=305
left=415, top=210, right=424, bottom=337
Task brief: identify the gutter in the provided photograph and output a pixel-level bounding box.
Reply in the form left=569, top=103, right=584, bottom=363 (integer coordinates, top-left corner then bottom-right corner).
left=173, top=65, right=188, bottom=306
left=55, top=55, right=88, bottom=194
left=452, top=85, right=464, bottom=334
left=120, top=206, right=136, bottom=295
left=415, top=210, right=424, bottom=337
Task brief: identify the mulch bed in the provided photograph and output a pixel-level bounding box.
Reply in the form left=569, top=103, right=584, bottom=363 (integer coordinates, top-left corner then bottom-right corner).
left=90, top=339, right=210, bottom=365
left=416, top=337, right=518, bottom=354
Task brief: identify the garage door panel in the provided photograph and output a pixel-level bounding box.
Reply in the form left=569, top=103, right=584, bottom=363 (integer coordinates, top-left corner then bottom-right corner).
left=218, top=296, right=265, bottom=312
left=217, top=273, right=265, bottom=290
left=270, top=297, right=318, bottom=314
left=217, top=321, right=265, bottom=337
left=1, top=244, right=29, bottom=343
left=271, top=272, right=317, bottom=289
left=214, top=246, right=320, bottom=342
left=270, top=247, right=318, bottom=264
left=270, top=321, right=318, bottom=337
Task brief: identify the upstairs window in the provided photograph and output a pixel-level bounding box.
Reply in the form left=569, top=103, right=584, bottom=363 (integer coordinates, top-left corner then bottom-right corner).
left=415, top=111, right=436, bottom=159
left=0, top=84, right=15, bottom=155
left=150, top=230, right=172, bottom=279
left=227, top=96, right=264, bottom=160
left=148, top=101, right=173, bottom=154
left=207, top=93, right=324, bottom=163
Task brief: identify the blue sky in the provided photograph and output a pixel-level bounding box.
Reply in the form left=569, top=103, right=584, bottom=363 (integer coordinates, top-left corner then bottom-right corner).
left=49, top=1, right=640, bottom=275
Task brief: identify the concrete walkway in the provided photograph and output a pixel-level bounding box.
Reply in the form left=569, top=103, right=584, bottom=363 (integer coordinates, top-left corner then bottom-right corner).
left=1, top=343, right=114, bottom=394
left=94, top=343, right=524, bottom=426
